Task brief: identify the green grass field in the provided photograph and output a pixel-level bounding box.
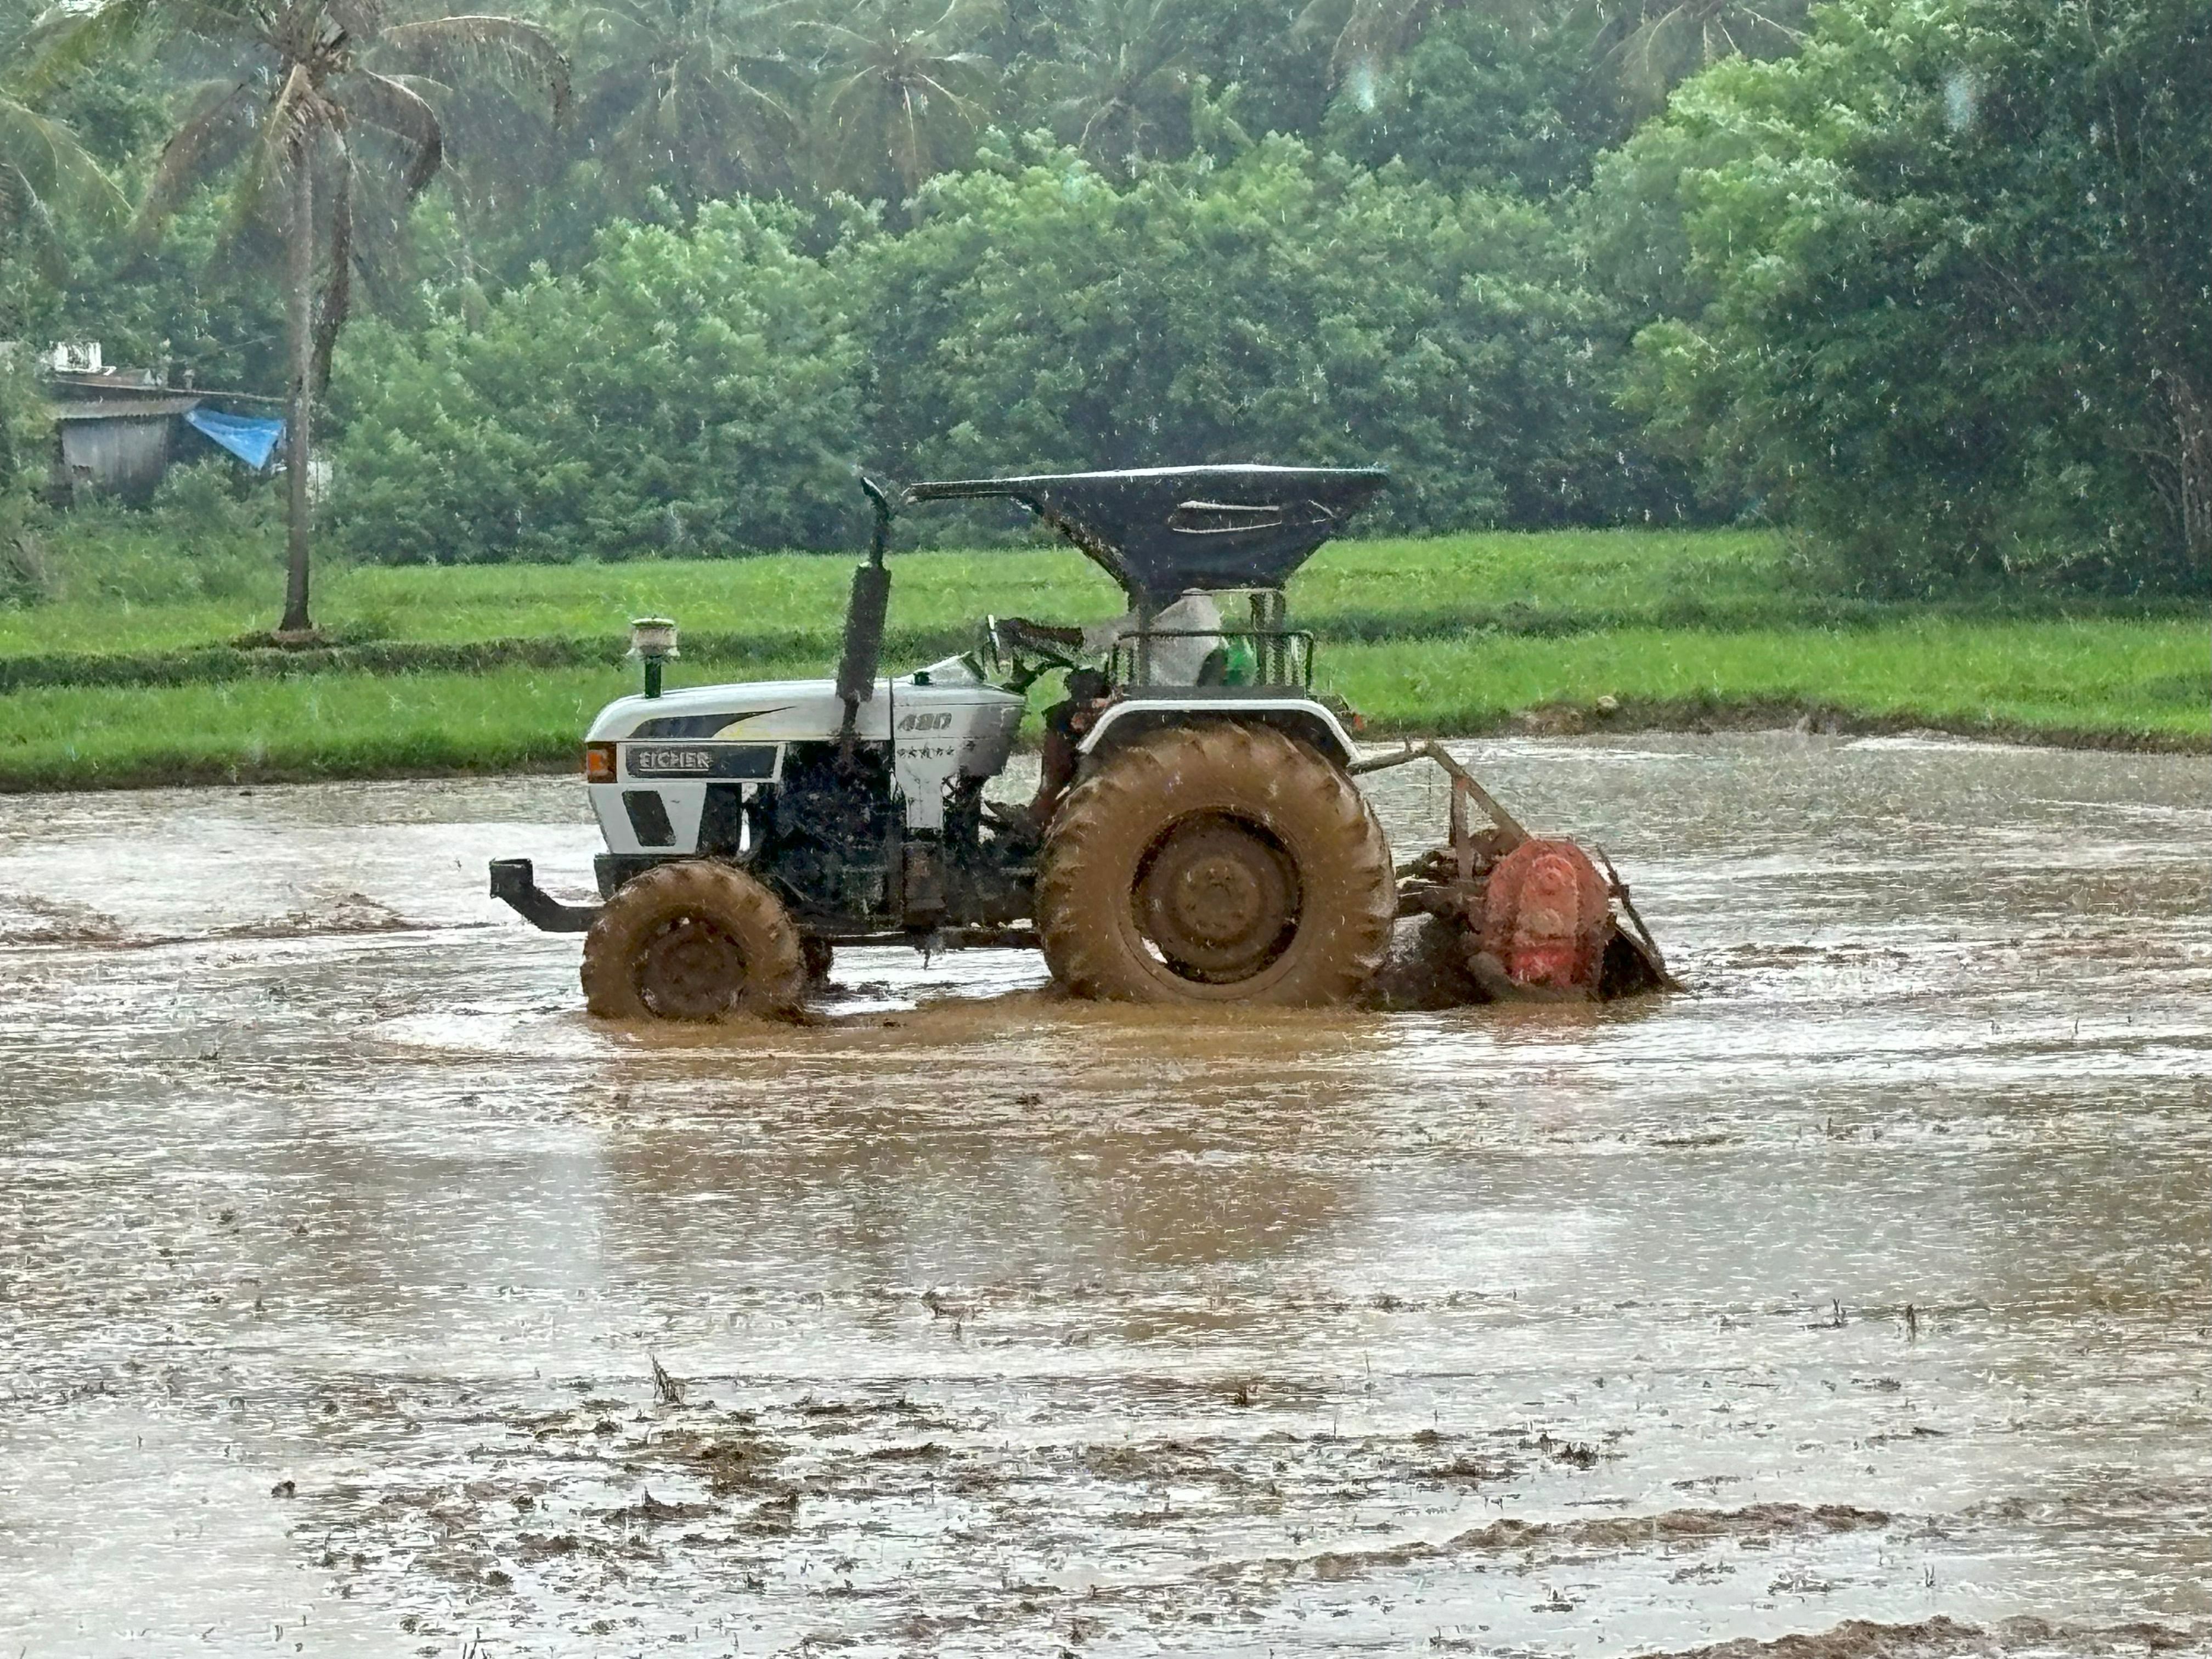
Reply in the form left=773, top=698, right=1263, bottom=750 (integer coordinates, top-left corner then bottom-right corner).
left=3, top=527, right=1794, bottom=660
left=9, top=526, right=2193, bottom=660
left=1, top=528, right=2204, bottom=788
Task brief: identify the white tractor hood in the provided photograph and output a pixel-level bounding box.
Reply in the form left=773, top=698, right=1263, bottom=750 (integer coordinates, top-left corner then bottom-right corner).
left=584, top=668, right=1028, bottom=838
left=587, top=678, right=877, bottom=744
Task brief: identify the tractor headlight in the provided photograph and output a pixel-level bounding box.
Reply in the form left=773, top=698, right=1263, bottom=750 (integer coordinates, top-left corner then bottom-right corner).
left=584, top=741, right=616, bottom=783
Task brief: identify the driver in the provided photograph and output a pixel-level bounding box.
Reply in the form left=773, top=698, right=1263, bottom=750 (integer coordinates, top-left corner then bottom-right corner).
left=1026, top=665, right=1111, bottom=828
left=1001, top=591, right=1229, bottom=828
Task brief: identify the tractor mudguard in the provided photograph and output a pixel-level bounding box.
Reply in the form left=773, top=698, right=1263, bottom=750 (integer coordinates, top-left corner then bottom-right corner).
left=1076, top=692, right=1361, bottom=768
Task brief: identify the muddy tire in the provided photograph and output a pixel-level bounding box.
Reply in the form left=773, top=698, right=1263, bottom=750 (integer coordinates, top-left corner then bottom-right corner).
left=580, top=860, right=805, bottom=1020
left=1036, top=723, right=1394, bottom=1005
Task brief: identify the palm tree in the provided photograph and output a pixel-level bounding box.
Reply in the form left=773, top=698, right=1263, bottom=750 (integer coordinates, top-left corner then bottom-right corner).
left=0, top=88, right=128, bottom=280
left=569, top=0, right=809, bottom=212
left=1293, top=0, right=1458, bottom=87
left=30, top=0, right=566, bottom=638
left=1296, top=0, right=1803, bottom=103
left=811, top=0, right=1000, bottom=201
left=1035, top=0, right=1194, bottom=175
left=1587, top=0, right=1806, bottom=108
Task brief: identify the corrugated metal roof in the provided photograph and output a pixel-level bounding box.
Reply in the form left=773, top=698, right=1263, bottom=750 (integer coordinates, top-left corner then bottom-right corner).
left=49, top=395, right=204, bottom=421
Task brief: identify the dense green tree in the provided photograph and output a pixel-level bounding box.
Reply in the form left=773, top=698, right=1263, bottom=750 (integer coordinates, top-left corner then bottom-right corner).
left=330, top=198, right=865, bottom=559
left=1296, top=0, right=1807, bottom=111
left=1292, top=0, right=1447, bottom=86
left=1322, top=3, right=1615, bottom=194
left=1600, top=0, right=2212, bottom=593
left=0, top=89, right=128, bottom=277
left=1, top=2, right=276, bottom=380
left=1177, top=0, right=1333, bottom=140
left=1031, top=0, right=1197, bottom=174
left=862, top=137, right=1668, bottom=528
left=1, top=193, right=297, bottom=397
left=1587, top=0, right=1807, bottom=109
left=0, top=347, right=46, bottom=589
left=328, top=137, right=1681, bottom=559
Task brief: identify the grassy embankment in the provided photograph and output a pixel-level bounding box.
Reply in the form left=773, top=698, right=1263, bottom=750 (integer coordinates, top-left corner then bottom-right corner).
left=1, top=527, right=2204, bottom=789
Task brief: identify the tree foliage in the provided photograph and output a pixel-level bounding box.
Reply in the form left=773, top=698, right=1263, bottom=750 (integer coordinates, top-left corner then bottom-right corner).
left=1030, top=0, right=1198, bottom=175
left=0, top=89, right=128, bottom=279
left=0, top=348, right=43, bottom=512
left=24, top=0, right=568, bottom=629
left=329, top=139, right=1678, bottom=555
left=1587, top=0, right=1808, bottom=111
left=862, top=136, right=1664, bottom=529
left=1598, top=0, right=2212, bottom=594
left=29, top=0, right=571, bottom=390
left=568, top=0, right=807, bottom=209
left=811, top=0, right=1002, bottom=199
left=330, top=198, right=864, bottom=560
left=1321, top=4, right=1617, bottom=195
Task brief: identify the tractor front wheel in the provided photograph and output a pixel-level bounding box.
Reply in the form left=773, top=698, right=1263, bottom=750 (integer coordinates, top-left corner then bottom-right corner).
left=1036, top=724, right=1393, bottom=1005
left=581, top=861, right=805, bottom=1020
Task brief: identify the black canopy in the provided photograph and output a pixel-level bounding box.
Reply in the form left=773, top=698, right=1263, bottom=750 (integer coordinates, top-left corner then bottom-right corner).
left=903, top=465, right=1388, bottom=605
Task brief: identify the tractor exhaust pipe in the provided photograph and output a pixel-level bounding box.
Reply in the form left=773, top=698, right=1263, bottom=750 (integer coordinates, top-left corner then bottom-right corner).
left=838, top=477, right=895, bottom=765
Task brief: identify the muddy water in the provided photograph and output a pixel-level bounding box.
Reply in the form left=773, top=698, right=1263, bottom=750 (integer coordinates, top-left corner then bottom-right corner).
left=0, top=734, right=2207, bottom=1658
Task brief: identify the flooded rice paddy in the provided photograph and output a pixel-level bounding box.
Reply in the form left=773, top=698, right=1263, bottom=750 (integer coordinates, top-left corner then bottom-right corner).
left=0, top=733, right=2207, bottom=1657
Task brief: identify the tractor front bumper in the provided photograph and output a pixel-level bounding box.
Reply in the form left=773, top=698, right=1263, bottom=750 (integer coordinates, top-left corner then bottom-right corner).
left=489, top=859, right=603, bottom=933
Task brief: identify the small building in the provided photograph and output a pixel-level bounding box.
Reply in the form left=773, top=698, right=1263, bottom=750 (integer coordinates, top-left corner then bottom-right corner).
left=33, top=347, right=286, bottom=504
left=51, top=389, right=208, bottom=503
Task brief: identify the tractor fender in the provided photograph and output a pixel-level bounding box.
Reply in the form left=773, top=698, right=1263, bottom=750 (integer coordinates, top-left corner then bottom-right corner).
left=1076, top=695, right=1361, bottom=768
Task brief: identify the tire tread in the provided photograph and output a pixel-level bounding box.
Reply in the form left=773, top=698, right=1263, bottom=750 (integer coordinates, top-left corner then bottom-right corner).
left=580, top=860, right=805, bottom=1019
left=1037, top=723, right=1393, bottom=1005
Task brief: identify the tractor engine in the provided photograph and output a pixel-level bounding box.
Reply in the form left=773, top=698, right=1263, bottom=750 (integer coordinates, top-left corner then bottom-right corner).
left=757, top=742, right=901, bottom=923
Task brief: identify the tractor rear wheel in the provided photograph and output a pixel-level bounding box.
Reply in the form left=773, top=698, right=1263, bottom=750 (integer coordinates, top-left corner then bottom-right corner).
left=581, top=860, right=805, bottom=1020
left=1036, top=724, right=1393, bottom=1005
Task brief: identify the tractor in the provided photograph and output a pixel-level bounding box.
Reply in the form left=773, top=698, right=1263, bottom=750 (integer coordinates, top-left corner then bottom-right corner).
left=489, top=466, right=1672, bottom=1018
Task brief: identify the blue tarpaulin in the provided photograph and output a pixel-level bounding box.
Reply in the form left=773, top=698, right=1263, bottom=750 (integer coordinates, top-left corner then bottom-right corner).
left=185, top=406, right=285, bottom=470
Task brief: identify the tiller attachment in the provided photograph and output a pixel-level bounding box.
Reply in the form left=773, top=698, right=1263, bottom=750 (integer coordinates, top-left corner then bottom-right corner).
left=1352, top=741, right=1677, bottom=1007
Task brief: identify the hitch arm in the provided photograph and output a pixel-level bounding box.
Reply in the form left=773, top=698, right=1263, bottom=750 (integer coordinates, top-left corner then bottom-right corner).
left=1347, top=739, right=1529, bottom=879
left=489, top=858, right=602, bottom=933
